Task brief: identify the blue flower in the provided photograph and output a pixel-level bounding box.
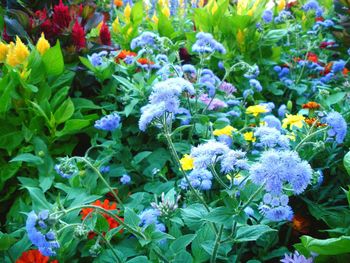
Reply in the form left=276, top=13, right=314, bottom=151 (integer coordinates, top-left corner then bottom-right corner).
left=262, top=10, right=273, bottom=23
left=169, top=0, right=178, bottom=16
left=182, top=64, right=196, bottom=75
left=88, top=51, right=108, bottom=67
left=130, top=32, right=159, bottom=50
left=303, top=0, right=323, bottom=17
left=95, top=112, right=121, bottom=131
left=325, top=111, right=347, bottom=143
left=254, top=126, right=289, bottom=150
left=243, top=89, right=254, bottom=98
left=199, top=69, right=221, bottom=97
left=274, top=10, right=292, bottom=23
left=263, top=115, right=282, bottom=130
left=192, top=32, right=226, bottom=54
left=250, top=150, right=312, bottom=195
left=249, top=79, right=263, bottom=92
left=278, top=104, right=287, bottom=117
left=54, top=157, right=78, bottom=179
left=332, top=60, right=346, bottom=74
left=259, top=193, right=293, bottom=222
left=320, top=72, right=334, bottom=83
left=220, top=150, right=249, bottom=174
left=190, top=140, right=230, bottom=169
left=100, top=166, right=110, bottom=174
left=139, top=208, right=165, bottom=232
left=281, top=251, right=313, bottom=263
left=26, top=211, right=59, bottom=256
left=180, top=169, right=213, bottom=190
left=120, top=174, right=131, bottom=185
left=244, top=65, right=260, bottom=79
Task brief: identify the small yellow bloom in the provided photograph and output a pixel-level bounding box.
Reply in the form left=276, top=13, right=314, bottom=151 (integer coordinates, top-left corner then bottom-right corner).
left=244, top=131, right=256, bottom=142
left=6, top=37, right=30, bottom=67
left=112, top=17, right=120, bottom=33
left=127, top=27, right=133, bottom=36
left=213, top=125, right=237, bottom=137
left=96, top=21, right=104, bottom=32
left=152, top=14, right=159, bottom=23
left=162, top=6, right=171, bottom=17
left=237, top=0, right=248, bottom=15
left=198, top=0, right=205, bottom=7
left=0, top=42, right=9, bottom=63
left=236, top=29, right=245, bottom=51
left=282, top=114, right=305, bottom=129
left=246, top=105, right=268, bottom=117
left=286, top=132, right=296, bottom=141
left=180, top=154, right=194, bottom=171
left=20, top=66, right=31, bottom=80
left=277, top=0, right=286, bottom=11
left=36, top=33, right=50, bottom=55
left=124, top=4, right=132, bottom=21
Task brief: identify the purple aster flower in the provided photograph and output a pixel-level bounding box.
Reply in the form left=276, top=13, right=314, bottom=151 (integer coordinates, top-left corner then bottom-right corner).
left=262, top=10, right=273, bottom=23
left=180, top=169, right=213, bottom=190
left=219, top=81, right=237, bottom=95
left=120, top=174, right=131, bottom=185
left=192, top=32, right=226, bottom=54
left=199, top=94, right=227, bottom=110
left=95, top=112, right=121, bottom=131
left=281, top=251, right=313, bottom=263
left=26, top=211, right=59, bottom=256
left=250, top=149, right=312, bottom=195
left=325, top=111, right=347, bottom=143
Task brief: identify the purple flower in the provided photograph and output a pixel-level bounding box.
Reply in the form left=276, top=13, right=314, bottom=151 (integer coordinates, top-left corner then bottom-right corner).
left=219, top=81, right=236, bottom=95
left=120, top=174, right=131, bottom=185
left=325, top=111, right=347, bottom=143
left=281, top=251, right=313, bottom=263
left=180, top=169, right=213, bottom=190
left=262, top=10, right=273, bottom=23
left=199, top=94, right=227, bottom=110
left=95, top=112, right=121, bottom=131
left=192, top=32, right=226, bottom=54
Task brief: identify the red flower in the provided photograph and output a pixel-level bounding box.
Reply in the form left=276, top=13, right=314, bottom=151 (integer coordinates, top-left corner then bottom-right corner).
left=35, top=9, right=48, bottom=21
left=16, top=250, right=58, bottom=263
left=287, top=1, right=298, bottom=9
left=81, top=199, right=124, bottom=239
left=100, top=22, right=111, bottom=46
left=72, top=20, right=86, bottom=49
left=320, top=41, right=335, bottom=49
left=52, top=0, right=71, bottom=32
left=115, top=50, right=137, bottom=63
left=137, top=58, right=155, bottom=65
left=315, top=17, right=324, bottom=22
left=302, top=101, right=320, bottom=110
left=2, top=24, right=11, bottom=42
left=307, top=52, right=318, bottom=63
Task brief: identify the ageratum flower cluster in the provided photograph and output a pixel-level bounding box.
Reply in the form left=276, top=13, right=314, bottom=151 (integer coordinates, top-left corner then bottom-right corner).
left=94, top=112, right=121, bottom=131
left=130, top=31, right=160, bottom=50
left=259, top=193, right=293, bottom=222
left=26, top=210, right=59, bottom=256
left=180, top=169, right=213, bottom=191
left=253, top=126, right=290, bottom=150
left=325, top=111, right=347, bottom=144
left=139, top=77, right=195, bottom=131
left=54, top=157, right=78, bottom=179
left=139, top=208, right=166, bottom=232
left=192, top=32, right=226, bottom=55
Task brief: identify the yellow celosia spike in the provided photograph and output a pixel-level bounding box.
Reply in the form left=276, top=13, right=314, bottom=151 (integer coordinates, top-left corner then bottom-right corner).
left=36, top=33, right=50, bottom=55
left=96, top=21, right=103, bottom=32
left=198, top=0, right=205, bottom=8
left=162, top=6, right=171, bottom=17
left=237, top=0, right=248, bottom=15
left=6, top=37, right=29, bottom=67
left=237, top=29, right=245, bottom=46
left=152, top=14, right=159, bottom=23
left=112, top=17, right=120, bottom=33
left=0, top=42, right=9, bottom=63
left=278, top=0, right=286, bottom=11
left=211, top=1, right=218, bottom=15
left=127, top=27, right=133, bottom=36
left=124, top=4, right=132, bottom=21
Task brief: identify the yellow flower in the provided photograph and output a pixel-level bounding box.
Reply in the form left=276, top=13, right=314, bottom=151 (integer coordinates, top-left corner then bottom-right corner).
left=152, top=14, right=159, bottom=23
left=244, top=131, right=256, bottom=142
left=198, top=0, right=205, bottom=8
left=0, top=42, right=9, bottom=63
left=112, top=17, right=120, bottom=33
left=237, top=0, right=248, bottom=15
left=246, top=105, right=268, bottom=117
left=282, top=114, right=305, bottom=129
left=127, top=27, right=133, bottom=36
left=6, top=37, right=30, bottom=67
left=236, top=29, right=245, bottom=50
left=206, top=0, right=218, bottom=15
left=124, top=4, right=132, bottom=21
left=286, top=132, right=296, bottom=141
left=162, top=6, right=171, bottom=17
left=213, top=125, right=237, bottom=137
left=96, top=21, right=104, bottom=32
left=180, top=154, right=194, bottom=171
left=247, top=0, right=261, bottom=16
left=36, top=33, right=50, bottom=55
left=277, top=0, right=286, bottom=11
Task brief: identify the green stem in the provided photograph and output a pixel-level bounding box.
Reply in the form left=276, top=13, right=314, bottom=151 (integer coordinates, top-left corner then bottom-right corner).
left=55, top=205, right=145, bottom=240
left=152, top=245, right=170, bottom=263
left=237, top=184, right=265, bottom=215
left=294, top=127, right=328, bottom=152
left=210, top=165, right=230, bottom=190
left=210, top=225, right=224, bottom=263
left=75, top=157, right=124, bottom=207
left=98, top=230, right=122, bottom=263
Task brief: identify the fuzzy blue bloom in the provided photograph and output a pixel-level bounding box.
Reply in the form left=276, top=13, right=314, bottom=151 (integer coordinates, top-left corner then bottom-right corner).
left=218, top=61, right=225, bottom=70
left=190, top=140, right=230, bottom=169
left=320, top=72, right=334, bottom=83
left=169, top=0, right=179, bottom=16
left=227, top=99, right=240, bottom=106
left=243, top=89, right=254, bottom=98
left=139, top=78, right=195, bottom=131
left=274, top=10, right=292, bottom=23
left=249, top=79, right=263, bottom=92
left=26, top=211, right=59, bottom=256
left=54, top=157, right=78, bottom=179
left=325, top=111, right=347, bottom=143
left=281, top=251, right=313, bottom=263
left=278, top=104, right=287, bottom=117
left=120, top=174, right=131, bottom=185
left=130, top=32, right=159, bottom=50
left=332, top=60, right=346, bottom=73
left=220, top=150, right=249, bottom=174
left=250, top=150, right=312, bottom=195
left=177, top=107, right=192, bottom=125
left=219, top=81, right=236, bottom=95
left=139, top=208, right=165, bottom=232
left=227, top=110, right=241, bottom=117
left=100, top=166, right=110, bottom=174
left=254, top=127, right=289, bottom=150
left=180, top=169, right=213, bottom=190
left=199, top=69, right=221, bottom=97
left=217, top=135, right=233, bottom=147
left=262, top=10, right=273, bottom=23
left=182, top=64, right=196, bottom=75
left=259, top=193, right=293, bottom=222
left=95, top=112, right=121, bottom=131
left=263, top=115, right=282, bottom=130
left=88, top=51, right=108, bottom=67
left=260, top=102, right=275, bottom=111
left=303, top=0, right=323, bottom=17
left=192, top=32, right=226, bottom=54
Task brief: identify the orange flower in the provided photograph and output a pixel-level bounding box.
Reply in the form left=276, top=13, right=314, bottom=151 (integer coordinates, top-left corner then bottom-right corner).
left=305, top=118, right=327, bottom=127
left=16, top=250, right=58, bottom=263
left=322, top=62, right=333, bottom=75
left=137, top=57, right=155, bottom=65
left=81, top=199, right=124, bottom=239
left=115, top=50, right=136, bottom=63
left=302, top=101, right=320, bottom=110
left=292, top=214, right=310, bottom=234
left=307, top=52, right=318, bottom=63
left=343, top=68, right=349, bottom=75
left=114, top=0, right=123, bottom=7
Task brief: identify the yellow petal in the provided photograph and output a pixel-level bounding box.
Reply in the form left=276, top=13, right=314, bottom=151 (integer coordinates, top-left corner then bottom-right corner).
left=36, top=33, right=50, bottom=55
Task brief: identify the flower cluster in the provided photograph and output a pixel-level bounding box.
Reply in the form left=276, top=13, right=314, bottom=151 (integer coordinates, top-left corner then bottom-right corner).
left=180, top=169, right=213, bottom=190
left=130, top=32, right=160, bottom=50
left=253, top=126, right=290, bottom=150
left=192, top=32, right=226, bottom=54
left=325, top=111, right=347, bottom=144
left=94, top=112, right=121, bottom=131
left=281, top=251, right=313, bottom=263
left=138, top=208, right=165, bottom=232
left=54, top=157, right=78, bottom=179
left=16, top=249, right=58, bottom=263
left=26, top=210, right=59, bottom=256
left=259, top=193, right=293, bottom=222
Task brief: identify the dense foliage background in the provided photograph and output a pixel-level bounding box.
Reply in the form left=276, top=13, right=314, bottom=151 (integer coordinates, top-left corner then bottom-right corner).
left=1, top=0, right=350, bottom=262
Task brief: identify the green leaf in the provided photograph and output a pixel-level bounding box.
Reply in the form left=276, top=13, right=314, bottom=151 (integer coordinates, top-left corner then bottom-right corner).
left=54, top=98, right=75, bottom=125
left=22, top=186, right=52, bottom=210
left=235, top=225, right=276, bottom=243
left=56, top=119, right=90, bottom=137
left=261, top=29, right=288, bottom=46
left=301, top=235, right=350, bottom=255
left=10, top=153, right=43, bottom=165
left=205, top=207, right=234, bottom=226
left=0, top=232, right=17, bottom=251
left=127, top=256, right=150, bottom=263
left=42, top=41, right=64, bottom=75
left=133, top=151, right=152, bottom=165
left=124, top=208, right=140, bottom=228
left=169, top=234, right=196, bottom=255
left=326, top=92, right=346, bottom=107
left=95, top=214, right=110, bottom=233
left=343, top=151, right=350, bottom=176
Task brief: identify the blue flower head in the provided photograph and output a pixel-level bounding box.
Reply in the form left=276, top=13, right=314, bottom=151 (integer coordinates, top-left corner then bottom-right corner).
left=263, top=115, right=282, bottom=130
left=220, top=150, right=249, bottom=174
left=259, top=193, right=293, bottom=222
left=192, top=32, right=226, bottom=54
left=88, top=51, right=108, bottom=67
left=26, top=210, right=59, bottom=256
left=180, top=169, right=213, bottom=191
left=139, top=208, right=165, bottom=233
left=325, top=111, right=347, bottom=143
left=54, top=157, right=78, bottom=179
left=249, top=79, right=263, bottom=92
left=130, top=32, right=160, bottom=50
left=120, top=174, right=131, bottom=185
left=332, top=60, right=346, bottom=74
left=281, top=251, right=313, bottom=263
left=94, top=112, right=121, bottom=131
left=262, top=10, right=273, bottom=23
left=254, top=126, right=290, bottom=150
